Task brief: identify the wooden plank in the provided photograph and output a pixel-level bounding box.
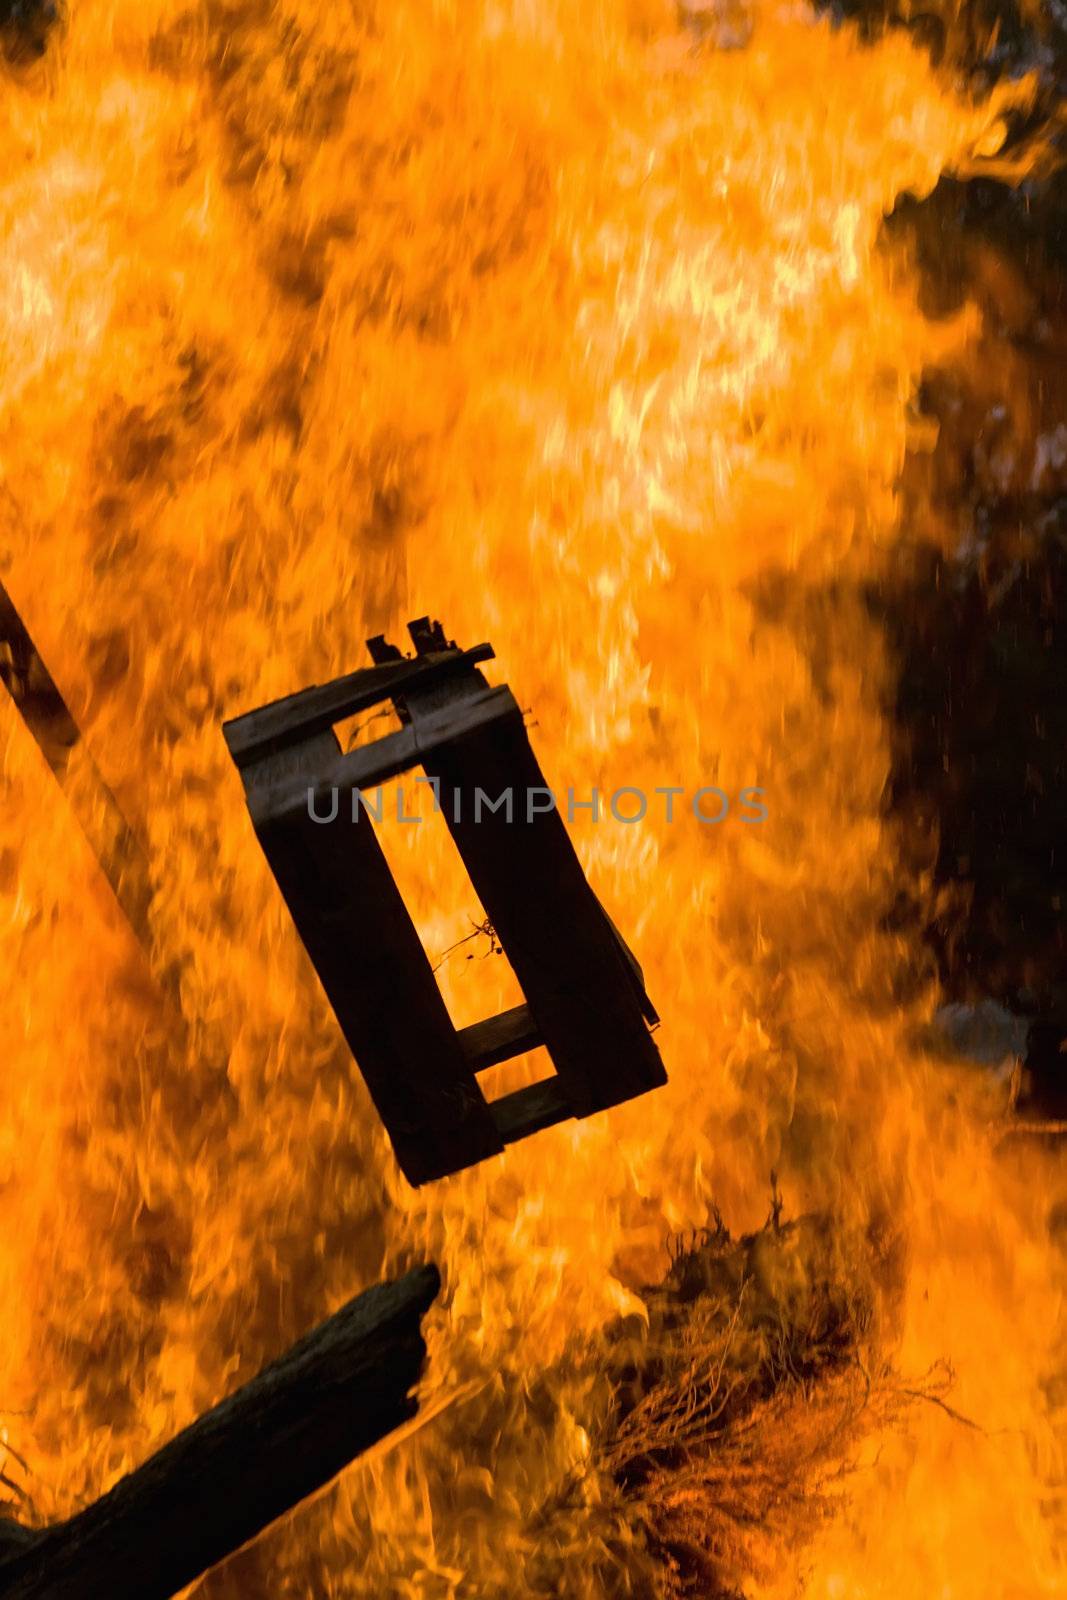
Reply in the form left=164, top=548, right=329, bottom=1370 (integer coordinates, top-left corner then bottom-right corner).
left=457, top=1003, right=543, bottom=1072
left=223, top=646, right=494, bottom=770
left=416, top=704, right=666, bottom=1118
left=241, top=733, right=503, bottom=1186
left=276, top=684, right=519, bottom=818
left=0, top=579, right=153, bottom=944
left=489, top=1078, right=574, bottom=1144
left=0, top=1265, right=440, bottom=1600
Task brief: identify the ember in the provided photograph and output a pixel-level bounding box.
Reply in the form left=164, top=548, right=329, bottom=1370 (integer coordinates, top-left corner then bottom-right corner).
left=0, top=0, right=1064, bottom=1596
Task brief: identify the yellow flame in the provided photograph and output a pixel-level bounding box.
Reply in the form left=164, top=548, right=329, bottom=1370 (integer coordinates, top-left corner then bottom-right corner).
left=0, top=0, right=1063, bottom=1594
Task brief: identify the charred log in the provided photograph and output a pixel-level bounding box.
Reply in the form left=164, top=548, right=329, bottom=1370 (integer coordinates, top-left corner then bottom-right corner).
left=0, top=1264, right=440, bottom=1600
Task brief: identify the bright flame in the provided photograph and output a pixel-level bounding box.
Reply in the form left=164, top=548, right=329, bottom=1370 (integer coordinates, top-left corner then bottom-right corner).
left=0, top=0, right=1064, bottom=1594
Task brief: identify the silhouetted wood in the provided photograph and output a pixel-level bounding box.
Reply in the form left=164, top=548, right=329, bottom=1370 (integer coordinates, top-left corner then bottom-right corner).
left=0, top=578, right=152, bottom=943
left=458, top=1003, right=542, bottom=1071
left=0, top=1264, right=440, bottom=1600
left=223, top=617, right=666, bottom=1187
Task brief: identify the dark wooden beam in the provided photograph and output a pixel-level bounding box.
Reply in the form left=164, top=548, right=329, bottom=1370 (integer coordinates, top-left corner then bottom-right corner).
left=458, top=1003, right=543, bottom=1072
left=223, top=644, right=495, bottom=770
left=243, top=729, right=506, bottom=1187
left=0, top=578, right=152, bottom=944
left=0, top=1264, right=440, bottom=1600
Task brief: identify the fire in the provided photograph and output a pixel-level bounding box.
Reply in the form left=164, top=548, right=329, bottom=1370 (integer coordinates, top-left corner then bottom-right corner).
left=1, top=0, right=1064, bottom=1594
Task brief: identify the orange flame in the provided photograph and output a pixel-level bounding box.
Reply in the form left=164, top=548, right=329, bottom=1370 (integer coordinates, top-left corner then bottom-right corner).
left=1, top=0, right=1064, bottom=1594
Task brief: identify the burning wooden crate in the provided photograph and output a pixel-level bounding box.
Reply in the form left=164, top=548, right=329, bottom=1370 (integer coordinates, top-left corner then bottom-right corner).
left=223, top=619, right=666, bottom=1186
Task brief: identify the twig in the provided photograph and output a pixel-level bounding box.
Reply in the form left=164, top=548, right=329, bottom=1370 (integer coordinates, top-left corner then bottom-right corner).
left=431, top=917, right=500, bottom=973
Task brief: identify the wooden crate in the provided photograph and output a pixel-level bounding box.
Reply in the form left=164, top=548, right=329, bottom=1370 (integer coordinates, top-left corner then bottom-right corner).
left=223, top=619, right=666, bottom=1186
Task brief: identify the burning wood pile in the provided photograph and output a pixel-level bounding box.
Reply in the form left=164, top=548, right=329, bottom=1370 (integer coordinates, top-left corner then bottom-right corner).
left=1, top=0, right=1066, bottom=1595
left=556, top=1208, right=901, bottom=1600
